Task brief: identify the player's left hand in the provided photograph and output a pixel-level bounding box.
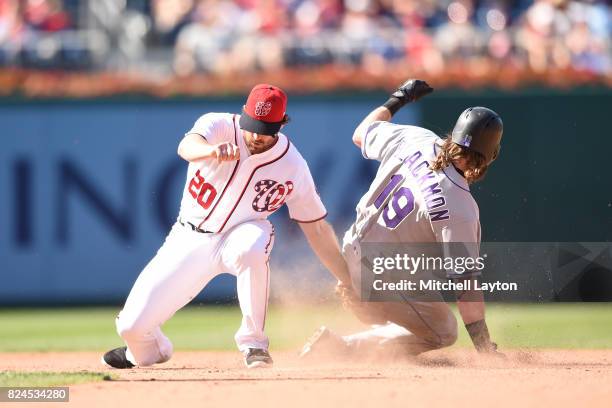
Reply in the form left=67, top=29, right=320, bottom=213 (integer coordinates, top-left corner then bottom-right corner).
left=383, top=79, right=434, bottom=115
left=391, top=79, right=434, bottom=104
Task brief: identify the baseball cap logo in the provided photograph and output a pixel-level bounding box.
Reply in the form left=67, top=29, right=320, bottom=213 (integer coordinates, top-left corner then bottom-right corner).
left=254, top=101, right=273, bottom=117
left=239, top=84, right=288, bottom=135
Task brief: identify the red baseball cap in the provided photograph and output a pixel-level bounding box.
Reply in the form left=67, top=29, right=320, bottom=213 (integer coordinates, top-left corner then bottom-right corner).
left=239, top=84, right=289, bottom=136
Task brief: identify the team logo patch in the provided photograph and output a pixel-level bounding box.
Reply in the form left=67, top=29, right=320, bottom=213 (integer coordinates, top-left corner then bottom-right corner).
left=254, top=101, right=273, bottom=117
left=252, top=180, right=294, bottom=212
left=461, top=134, right=472, bottom=147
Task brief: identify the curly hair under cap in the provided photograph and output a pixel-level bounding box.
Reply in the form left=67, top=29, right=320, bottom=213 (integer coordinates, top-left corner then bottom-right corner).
left=430, top=137, right=489, bottom=184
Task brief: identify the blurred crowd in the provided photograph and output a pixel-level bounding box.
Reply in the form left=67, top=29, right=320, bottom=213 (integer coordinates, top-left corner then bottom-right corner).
left=0, top=0, right=610, bottom=78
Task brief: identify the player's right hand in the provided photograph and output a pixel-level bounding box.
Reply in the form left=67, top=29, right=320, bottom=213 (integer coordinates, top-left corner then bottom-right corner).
left=213, top=142, right=240, bottom=162
left=335, top=281, right=379, bottom=324
left=391, top=79, right=434, bottom=104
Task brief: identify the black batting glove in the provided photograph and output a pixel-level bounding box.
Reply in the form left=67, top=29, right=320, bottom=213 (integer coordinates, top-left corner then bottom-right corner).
left=383, top=79, right=434, bottom=116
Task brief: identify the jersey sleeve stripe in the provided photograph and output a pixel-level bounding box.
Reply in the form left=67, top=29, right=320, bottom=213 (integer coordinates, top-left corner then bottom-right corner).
left=291, top=212, right=328, bottom=223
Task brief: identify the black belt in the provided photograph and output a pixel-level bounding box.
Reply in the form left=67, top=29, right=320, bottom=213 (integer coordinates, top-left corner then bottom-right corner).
left=179, top=219, right=213, bottom=234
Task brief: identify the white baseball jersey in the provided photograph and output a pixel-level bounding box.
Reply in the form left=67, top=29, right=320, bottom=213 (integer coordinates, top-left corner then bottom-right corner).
left=345, top=121, right=481, bottom=278
left=114, top=112, right=327, bottom=366
left=178, top=112, right=327, bottom=232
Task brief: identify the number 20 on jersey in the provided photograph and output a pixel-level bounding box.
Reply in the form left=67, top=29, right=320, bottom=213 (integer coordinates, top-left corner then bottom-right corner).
left=188, top=170, right=217, bottom=209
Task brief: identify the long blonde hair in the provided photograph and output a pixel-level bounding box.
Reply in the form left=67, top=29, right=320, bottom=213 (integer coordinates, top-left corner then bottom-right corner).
left=430, top=137, right=488, bottom=184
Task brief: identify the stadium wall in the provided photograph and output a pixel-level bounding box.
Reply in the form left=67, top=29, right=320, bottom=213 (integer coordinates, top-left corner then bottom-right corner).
left=0, top=88, right=609, bottom=305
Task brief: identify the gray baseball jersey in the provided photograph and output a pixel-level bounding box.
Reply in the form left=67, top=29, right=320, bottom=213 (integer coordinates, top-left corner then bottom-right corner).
left=343, top=121, right=481, bottom=281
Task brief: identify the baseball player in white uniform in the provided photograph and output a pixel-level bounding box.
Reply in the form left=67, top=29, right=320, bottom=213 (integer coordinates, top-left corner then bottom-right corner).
left=301, top=79, right=504, bottom=358
left=102, top=84, right=350, bottom=369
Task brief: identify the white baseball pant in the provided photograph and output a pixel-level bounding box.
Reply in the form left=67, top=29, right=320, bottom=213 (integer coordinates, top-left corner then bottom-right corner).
left=115, top=219, right=274, bottom=366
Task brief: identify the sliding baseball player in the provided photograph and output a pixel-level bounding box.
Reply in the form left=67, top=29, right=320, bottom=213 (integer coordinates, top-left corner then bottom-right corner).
left=301, top=79, right=504, bottom=358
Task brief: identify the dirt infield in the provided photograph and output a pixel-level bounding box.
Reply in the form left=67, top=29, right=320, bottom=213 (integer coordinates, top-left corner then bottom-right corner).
left=2, top=350, right=612, bottom=408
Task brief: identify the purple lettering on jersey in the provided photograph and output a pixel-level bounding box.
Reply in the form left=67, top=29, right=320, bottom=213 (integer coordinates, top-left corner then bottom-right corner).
left=416, top=172, right=436, bottom=186
left=426, top=196, right=446, bottom=210
left=375, top=174, right=416, bottom=229
left=430, top=209, right=450, bottom=221
left=410, top=160, right=430, bottom=178
left=374, top=174, right=403, bottom=208
left=422, top=182, right=442, bottom=199
left=404, top=151, right=423, bottom=169
left=402, top=145, right=453, bottom=223
left=373, top=143, right=457, bottom=227
left=382, top=187, right=415, bottom=229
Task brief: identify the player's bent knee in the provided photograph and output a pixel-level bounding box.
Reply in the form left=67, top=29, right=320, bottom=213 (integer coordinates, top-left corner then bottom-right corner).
left=438, top=327, right=458, bottom=348
left=420, top=311, right=457, bottom=350
left=238, top=249, right=270, bottom=268
left=231, top=252, right=271, bottom=277
left=158, top=342, right=174, bottom=363
left=434, top=317, right=458, bottom=348
left=233, top=239, right=272, bottom=270
left=228, top=221, right=274, bottom=271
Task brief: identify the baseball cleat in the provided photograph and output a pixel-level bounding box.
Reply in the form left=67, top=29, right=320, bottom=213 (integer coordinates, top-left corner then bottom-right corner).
left=299, top=326, right=348, bottom=358
left=101, top=346, right=135, bottom=369
left=244, top=348, right=273, bottom=368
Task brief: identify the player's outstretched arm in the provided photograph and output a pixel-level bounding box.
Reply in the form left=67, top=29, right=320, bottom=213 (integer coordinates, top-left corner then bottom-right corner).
left=177, top=133, right=240, bottom=163
left=454, top=279, right=502, bottom=355
left=352, top=79, right=434, bottom=148
left=352, top=107, right=392, bottom=148
left=298, top=219, right=351, bottom=286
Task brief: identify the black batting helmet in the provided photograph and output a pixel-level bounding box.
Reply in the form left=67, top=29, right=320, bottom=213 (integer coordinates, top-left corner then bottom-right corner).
left=451, top=107, right=503, bottom=163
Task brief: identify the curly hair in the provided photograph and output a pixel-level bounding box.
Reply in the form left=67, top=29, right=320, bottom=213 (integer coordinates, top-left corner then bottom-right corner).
left=430, top=137, right=488, bottom=184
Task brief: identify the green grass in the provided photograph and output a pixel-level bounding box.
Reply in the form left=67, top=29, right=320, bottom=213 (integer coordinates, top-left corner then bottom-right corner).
left=483, top=303, right=612, bottom=349
left=0, top=303, right=611, bottom=352
left=0, top=371, right=112, bottom=387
